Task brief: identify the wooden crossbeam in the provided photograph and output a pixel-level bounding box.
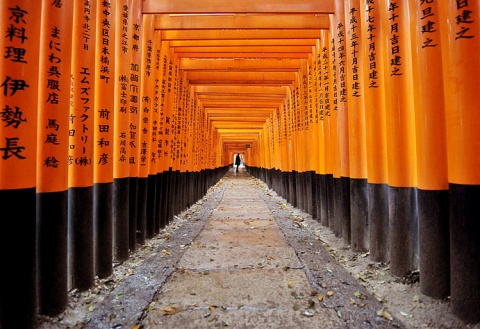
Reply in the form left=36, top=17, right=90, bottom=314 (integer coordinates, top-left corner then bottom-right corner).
left=143, top=0, right=334, bottom=14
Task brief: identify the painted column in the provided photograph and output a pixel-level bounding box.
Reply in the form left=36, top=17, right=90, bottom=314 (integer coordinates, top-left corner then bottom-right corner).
left=152, top=31, right=163, bottom=235
left=345, top=0, right=369, bottom=252
left=113, top=1, right=132, bottom=263
left=409, top=0, right=449, bottom=300
left=359, top=0, right=389, bottom=263
left=94, top=0, right=115, bottom=280
left=37, top=0, right=73, bottom=315
left=329, top=14, right=343, bottom=238
left=68, top=0, right=97, bottom=291
left=319, top=29, right=331, bottom=228
left=438, top=0, right=480, bottom=323
left=138, top=13, right=155, bottom=245
left=334, top=0, right=352, bottom=245
left=0, top=2, right=41, bottom=327
left=127, top=0, right=142, bottom=253
left=381, top=0, right=418, bottom=277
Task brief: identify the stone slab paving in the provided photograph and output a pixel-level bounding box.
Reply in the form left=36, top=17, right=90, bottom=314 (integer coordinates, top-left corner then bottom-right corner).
left=141, top=170, right=344, bottom=328
left=76, top=169, right=404, bottom=329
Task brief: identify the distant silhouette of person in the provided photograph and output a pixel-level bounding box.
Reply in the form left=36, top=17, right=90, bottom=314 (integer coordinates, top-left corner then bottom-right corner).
left=235, top=153, right=241, bottom=172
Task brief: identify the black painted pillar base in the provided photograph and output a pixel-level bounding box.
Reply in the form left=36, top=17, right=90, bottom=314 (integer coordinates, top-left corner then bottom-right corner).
left=308, top=171, right=317, bottom=218
left=0, top=188, right=37, bottom=329
left=136, top=177, right=148, bottom=247
left=418, top=189, right=449, bottom=299
left=68, top=186, right=94, bottom=291
left=350, top=178, right=368, bottom=252
left=319, top=174, right=328, bottom=227
left=94, top=183, right=113, bottom=279
left=155, top=172, right=164, bottom=233
left=340, top=177, right=351, bottom=245
left=368, top=183, right=389, bottom=263
left=128, top=177, right=138, bottom=253
left=145, top=174, right=157, bottom=240
left=326, top=174, right=334, bottom=230
left=288, top=171, right=296, bottom=207
left=333, top=177, right=342, bottom=238
left=389, top=186, right=418, bottom=277
left=38, top=190, right=68, bottom=316
left=113, top=178, right=129, bottom=263
left=449, top=184, right=480, bottom=324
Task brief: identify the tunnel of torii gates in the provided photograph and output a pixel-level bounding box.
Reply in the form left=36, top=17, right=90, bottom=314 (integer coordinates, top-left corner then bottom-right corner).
left=0, top=0, right=479, bottom=327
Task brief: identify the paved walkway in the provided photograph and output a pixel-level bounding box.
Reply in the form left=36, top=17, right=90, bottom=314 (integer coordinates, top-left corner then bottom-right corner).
left=70, top=169, right=402, bottom=329
left=141, top=169, right=343, bottom=328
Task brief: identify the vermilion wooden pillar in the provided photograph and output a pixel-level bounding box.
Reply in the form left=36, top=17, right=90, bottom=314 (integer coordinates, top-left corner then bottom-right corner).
left=94, top=0, right=115, bottom=280
left=329, top=13, right=343, bottom=238
left=345, top=0, right=368, bottom=252
left=359, top=0, right=389, bottom=263
left=68, top=0, right=97, bottom=291
left=381, top=0, right=418, bottom=277
left=113, top=0, right=132, bottom=263
left=408, top=0, right=449, bottom=300
left=37, top=0, right=73, bottom=316
left=138, top=13, right=155, bottom=245
left=319, top=29, right=331, bottom=228
left=334, top=0, right=352, bottom=245
left=128, top=0, right=143, bottom=253
left=438, top=1, right=480, bottom=323
left=0, top=2, right=41, bottom=328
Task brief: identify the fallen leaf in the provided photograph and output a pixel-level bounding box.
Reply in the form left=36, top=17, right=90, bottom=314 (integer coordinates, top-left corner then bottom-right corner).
left=287, top=280, right=293, bottom=288
left=322, top=283, right=328, bottom=289
left=243, top=220, right=250, bottom=225
left=317, top=295, right=324, bottom=302
left=160, top=305, right=184, bottom=316
left=354, top=291, right=367, bottom=300
left=400, top=311, right=413, bottom=318
left=377, top=308, right=393, bottom=320
left=327, top=291, right=334, bottom=297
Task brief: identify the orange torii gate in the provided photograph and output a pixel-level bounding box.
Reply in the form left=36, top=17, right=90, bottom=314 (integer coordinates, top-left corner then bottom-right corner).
left=1, top=0, right=479, bottom=327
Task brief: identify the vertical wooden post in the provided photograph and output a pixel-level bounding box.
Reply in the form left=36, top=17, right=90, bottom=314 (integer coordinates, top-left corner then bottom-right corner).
left=438, top=1, right=480, bottom=323
left=113, top=0, right=132, bottom=263
left=94, top=0, right=115, bottom=280
left=334, top=0, right=352, bottom=245
left=408, top=0, right=450, bottom=300
left=359, top=0, right=389, bottom=263
left=37, top=0, right=73, bottom=315
left=138, top=13, right=155, bottom=245
left=0, top=2, right=41, bottom=327
left=152, top=30, right=163, bottom=235
left=329, top=14, right=342, bottom=238
left=345, top=0, right=368, bottom=252
left=319, top=29, right=331, bottom=228
left=381, top=0, right=418, bottom=277
left=127, top=0, right=142, bottom=253
left=326, top=20, right=336, bottom=231
left=68, top=0, right=97, bottom=291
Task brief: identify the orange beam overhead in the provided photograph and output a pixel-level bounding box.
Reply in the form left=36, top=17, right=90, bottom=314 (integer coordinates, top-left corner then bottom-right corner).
left=171, top=39, right=317, bottom=47
left=161, top=29, right=322, bottom=40
left=178, top=53, right=309, bottom=59
left=181, top=59, right=301, bottom=71
left=143, top=0, right=334, bottom=14
left=154, top=14, right=330, bottom=29
left=173, top=46, right=313, bottom=53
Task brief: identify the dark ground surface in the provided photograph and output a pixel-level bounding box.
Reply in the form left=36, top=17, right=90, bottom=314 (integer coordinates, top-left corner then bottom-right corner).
left=37, top=169, right=478, bottom=329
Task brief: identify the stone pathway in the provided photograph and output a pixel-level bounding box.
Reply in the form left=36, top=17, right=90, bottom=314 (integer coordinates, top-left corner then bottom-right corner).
left=137, top=169, right=402, bottom=329
left=44, top=169, right=403, bottom=329
left=140, top=169, right=343, bottom=328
